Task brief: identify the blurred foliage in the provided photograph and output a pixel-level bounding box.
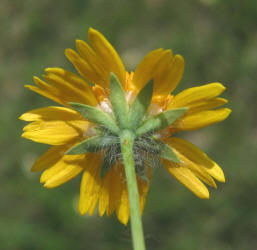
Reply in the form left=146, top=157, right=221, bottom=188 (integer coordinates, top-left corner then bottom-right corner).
left=0, top=0, right=257, bottom=249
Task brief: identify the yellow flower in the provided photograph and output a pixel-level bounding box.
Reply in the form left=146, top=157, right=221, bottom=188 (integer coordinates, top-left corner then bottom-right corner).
left=20, top=28, right=231, bottom=225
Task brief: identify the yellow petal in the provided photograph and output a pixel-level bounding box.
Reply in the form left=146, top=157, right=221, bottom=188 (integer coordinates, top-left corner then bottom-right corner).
left=44, top=68, right=98, bottom=106
left=31, top=145, right=69, bottom=172
left=116, top=183, right=130, bottom=225
left=186, top=98, right=228, bottom=114
left=42, top=74, right=88, bottom=105
left=76, top=40, right=107, bottom=82
left=104, top=163, right=129, bottom=224
left=132, top=48, right=164, bottom=92
left=153, top=50, right=173, bottom=79
left=22, top=121, right=85, bottom=145
left=137, top=167, right=151, bottom=214
left=99, top=164, right=150, bottom=224
left=190, top=169, right=217, bottom=189
left=88, top=28, right=126, bottom=86
left=98, top=168, right=113, bottom=216
left=20, top=106, right=82, bottom=121
left=164, top=162, right=210, bottom=199
left=175, top=108, right=231, bottom=131
left=21, top=106, right=88, bottom=145
left=40, top=155, right=84, bottom=188
left=116, top=165, right=150, bottom=225
left=151, top=50, right=173, bottom=93
left=33, top=76, right=57, bottom=92
left=168, top=83, right=226, bottom=109
left=167, top=137, right=225, bottom=182
left=65, top=48, right=103, bottom=85
left=106, top=165, right=123, bottom=217
left=154, top=54, right=184, bottom=97
left=45, top=68, right=92, bottom=91
left=168, top=148, right=217, bottom=188
left=25, top=80, right=66, bottom=106
left=78, top=153, right=102, bottom=215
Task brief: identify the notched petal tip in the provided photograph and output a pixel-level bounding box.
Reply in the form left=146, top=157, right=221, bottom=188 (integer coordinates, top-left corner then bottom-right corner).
left=33, top=76, right=42, bottom=83
left=88, top=27, right=111, bottom=47
left=209, top=82, right=227, bottom=94
left=44, top=67, right=65, bottom=75
left=200, top=191, right=210, bottom=199
left=88, top=27, right=99, bottom=36
left=163, top=49, right=173, bottom=55
left=19, top=113, right=27, bottom=120
left=217, top=170, right=226, bottom=183
left=44, top=67, right=56, bottom=73
left=24, top=84, right=34, bottom=90
left=43, top=182, right=55, bottom=189
left=216, top=82, right=226, bottom=90
left=21, top=132, right=33, bottom=139
left=119, top=218, right=129, bottom=226
left=217, top=97, right=228, bottom=105
left=224, top=108, right=232, bottom=115
left=76, top=39, right=85, bottom=47
left=78, top=207, right=86, bottom=216
left=40, top=175, right=45, bottom=184
left=75, top=39, right=88, bottom=53
left=65, top=48, right=77, bottom=60
left=174, top=54, right=184, bottom=63
left=218, top=108, right=232, bottom=122
left=212, top=182, right=217, bottom=189
left=75, top=39, right=83, bottom=43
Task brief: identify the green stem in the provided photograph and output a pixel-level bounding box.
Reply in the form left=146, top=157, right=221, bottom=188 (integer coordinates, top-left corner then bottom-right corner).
left=120, top=130, right=146, bottom=250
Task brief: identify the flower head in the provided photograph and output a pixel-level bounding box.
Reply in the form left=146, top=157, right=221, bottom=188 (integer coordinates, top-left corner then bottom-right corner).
left=20, top=28, right=231, bottom=225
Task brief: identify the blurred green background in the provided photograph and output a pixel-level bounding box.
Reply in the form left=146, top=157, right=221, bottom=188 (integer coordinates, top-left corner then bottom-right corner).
left=1, top=0, right=256, bottom=249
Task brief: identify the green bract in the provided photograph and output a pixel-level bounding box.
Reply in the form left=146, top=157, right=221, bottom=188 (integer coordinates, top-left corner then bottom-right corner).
left=110, top=73, right=129, bottom=129
left=69, top=102, right=120, bottom=134
left=128, top=80, right=154, bottom=129
left=67, top=134, right=119, bottom=154
left=67, top=73, right=187, bottom=180
left=136, top=108, right=187, bottom=136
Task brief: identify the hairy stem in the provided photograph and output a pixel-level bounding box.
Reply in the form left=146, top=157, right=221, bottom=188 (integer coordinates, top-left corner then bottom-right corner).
left=120, top=130, right=146, bottom=250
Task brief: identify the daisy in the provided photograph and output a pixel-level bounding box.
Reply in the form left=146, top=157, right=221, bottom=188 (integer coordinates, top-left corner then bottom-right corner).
left=20, top=28, right=231, bottom=228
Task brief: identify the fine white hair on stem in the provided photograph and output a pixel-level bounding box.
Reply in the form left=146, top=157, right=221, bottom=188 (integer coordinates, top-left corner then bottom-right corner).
left=100, top=132, right=163, bottom=180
